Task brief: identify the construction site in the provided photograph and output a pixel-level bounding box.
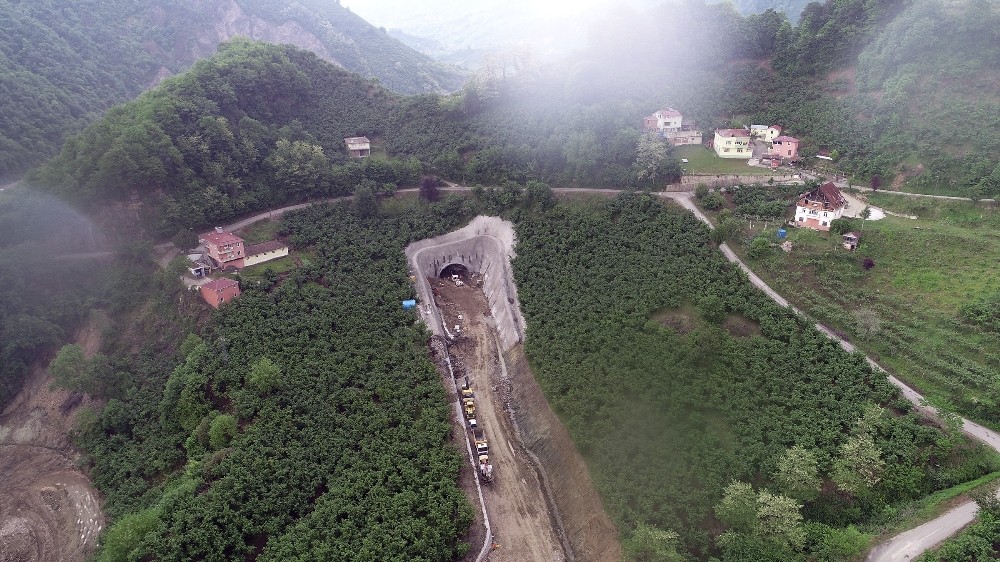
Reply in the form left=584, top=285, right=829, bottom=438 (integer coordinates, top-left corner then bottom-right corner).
left=407, top=217, right=620, bottom=562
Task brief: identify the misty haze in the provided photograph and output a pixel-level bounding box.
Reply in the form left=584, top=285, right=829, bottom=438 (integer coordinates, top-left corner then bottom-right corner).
left=2, top=0, right=1000, bottom=561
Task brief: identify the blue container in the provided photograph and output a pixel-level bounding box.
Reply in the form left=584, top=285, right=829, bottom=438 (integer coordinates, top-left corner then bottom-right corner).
left=777, top=229, right=788, bottom=239
left=402, top=299, right=417, bottom=310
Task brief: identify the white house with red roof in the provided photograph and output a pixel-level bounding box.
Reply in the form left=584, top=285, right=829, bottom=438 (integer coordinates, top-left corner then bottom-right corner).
left=794, top=182, right=847, bottom=231
left=713, top=128, right=752, bottom=158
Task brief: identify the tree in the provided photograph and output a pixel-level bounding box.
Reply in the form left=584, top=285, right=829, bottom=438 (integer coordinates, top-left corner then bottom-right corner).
left=755, top=490, right=806, bottom=550
left=49, top=344, right=89, bottom=392
left=208, top=414, right=237, bottom=450
left=773, top=446, right=821, bottom=501
left=717, top=481, right=758, bottom=533
left=172, top=228, right=199, bottom=251
left=353, top=184, right=378, bottom=218
left=248, top=357, right=281, bottom=394
left=419, top=175, right=441, bottom=202
left=623, top=523, right=685, bottom=562
left=747, top=236, right=771, bottom=259
left=832, top=433, right=885, bottom=494
left=634, top=135, right=679, bottom=189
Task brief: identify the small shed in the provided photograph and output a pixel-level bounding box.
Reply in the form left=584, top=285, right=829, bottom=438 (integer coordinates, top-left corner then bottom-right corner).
left=842, top=231, right=860, bottom=251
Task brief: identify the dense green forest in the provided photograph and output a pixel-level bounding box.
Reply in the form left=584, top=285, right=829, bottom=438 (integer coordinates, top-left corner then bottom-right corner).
left=511, top=193, right=998, bottom=560
left=80, top=198, right=477, bottom=560
left=0, top=0, right=462, bottom=180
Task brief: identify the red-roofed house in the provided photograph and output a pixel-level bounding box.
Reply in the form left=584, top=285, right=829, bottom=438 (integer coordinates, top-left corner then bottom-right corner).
left=771, top=135, right=800, bottom=160
left=200, top=228, right=245, bottom=269
left=794, top=182, right=847, bottom=231
left=713, top=128, right=751, bottom=158
left=200, top=278, right=241, bottom=308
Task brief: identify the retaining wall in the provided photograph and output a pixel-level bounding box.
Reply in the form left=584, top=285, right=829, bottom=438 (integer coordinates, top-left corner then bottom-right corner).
left=405, top=216, right=526, bottom=352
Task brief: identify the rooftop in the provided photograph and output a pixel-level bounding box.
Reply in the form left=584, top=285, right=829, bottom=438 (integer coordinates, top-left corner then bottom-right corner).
left=773, top=135, right=799, bottom=142
left=656, top=108, right=682, bottom=118
left=201, top=232, right=243, bottom=246
left=716, top=128, right=751, bottom=138
left=797, top=182, right=846, bottom=211
left=203, top=278, right=239, bottom=291
left=344, top=136, right=370, bottom=144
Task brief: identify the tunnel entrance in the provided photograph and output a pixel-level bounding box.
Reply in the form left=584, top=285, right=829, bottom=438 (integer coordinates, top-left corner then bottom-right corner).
left=439, top=263, right=470, bottom=280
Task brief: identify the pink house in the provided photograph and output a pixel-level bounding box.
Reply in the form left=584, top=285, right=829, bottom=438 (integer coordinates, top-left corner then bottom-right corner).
left=200, top=278, right=241, bottom=308
left=772, top=136, right=800, bottom=160
left=200, top=229, right=245, bottom=269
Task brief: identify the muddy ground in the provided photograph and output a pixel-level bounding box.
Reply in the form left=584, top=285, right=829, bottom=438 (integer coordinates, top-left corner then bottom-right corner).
left=433, top=276, right=567, bottom=561
left=0, top=318, right=105, bottom=562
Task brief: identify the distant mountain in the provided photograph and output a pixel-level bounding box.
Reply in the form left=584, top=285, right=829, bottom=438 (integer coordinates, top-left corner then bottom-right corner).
left=0, top=0, right=465, bottom=181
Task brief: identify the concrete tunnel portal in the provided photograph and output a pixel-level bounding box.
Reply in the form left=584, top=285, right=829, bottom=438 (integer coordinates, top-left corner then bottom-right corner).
left=405, top=216, right=527, bottom=353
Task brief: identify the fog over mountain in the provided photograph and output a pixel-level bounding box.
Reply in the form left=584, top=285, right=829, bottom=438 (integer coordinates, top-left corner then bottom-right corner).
left=341, top=0, right=813, bottom=67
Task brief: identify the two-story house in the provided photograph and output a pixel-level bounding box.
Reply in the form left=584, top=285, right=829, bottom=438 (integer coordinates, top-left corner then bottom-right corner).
left=771, top=135, right=800, bottom=160
left=713, top=129, right=752, bottom=158
left=794, top=182, right=846, bottom=231
left=643, top=108, right=703, bottom=145
left=200, top=228, right=245, bottom=269
left=344, top=136, right=371, bottom=158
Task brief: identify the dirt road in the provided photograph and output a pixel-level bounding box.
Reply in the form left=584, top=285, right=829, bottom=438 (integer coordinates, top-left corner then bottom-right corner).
left=434, top=278, right=566, bottom=562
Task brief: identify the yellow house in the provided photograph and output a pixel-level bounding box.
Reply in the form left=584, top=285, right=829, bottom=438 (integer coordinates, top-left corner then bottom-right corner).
left=713, top=129, right=751, bottom=158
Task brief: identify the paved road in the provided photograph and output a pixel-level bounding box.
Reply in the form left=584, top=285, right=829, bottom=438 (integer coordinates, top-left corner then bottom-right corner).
left=659, top=190, right=1000, bottom=561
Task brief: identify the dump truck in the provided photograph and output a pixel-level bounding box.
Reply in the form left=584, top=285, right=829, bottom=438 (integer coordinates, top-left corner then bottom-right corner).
left=472, top=428, right=489, bottom=457
left=463, top=397, right=476, bottom=419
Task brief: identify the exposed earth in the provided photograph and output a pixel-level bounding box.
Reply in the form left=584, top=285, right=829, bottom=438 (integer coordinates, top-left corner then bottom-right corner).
left=0, top=318, right=105, bottom=562
left=432, top=275, right=568, bottom=561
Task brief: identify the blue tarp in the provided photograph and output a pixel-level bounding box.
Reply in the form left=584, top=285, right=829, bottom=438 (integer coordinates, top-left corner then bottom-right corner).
left=402, top=299, right=417, bottom=310
left=777, top=229, right=788, bottom=239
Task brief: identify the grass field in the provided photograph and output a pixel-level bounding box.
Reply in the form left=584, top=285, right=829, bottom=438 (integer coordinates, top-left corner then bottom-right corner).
left=235, top=219, right=281, bottom=244
left=717, top=194, right=1000, bottom=429
left=675, top=145, right=774, bottom=176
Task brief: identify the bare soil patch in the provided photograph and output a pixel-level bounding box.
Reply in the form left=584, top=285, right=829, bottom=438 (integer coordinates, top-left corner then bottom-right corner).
left=0, top=317, right=106, bottom=562
left=652, top=305, right=699, bottom=334
left=723, top=313, right=762, bottom=338
left=432, top=277, right=567, bottom=561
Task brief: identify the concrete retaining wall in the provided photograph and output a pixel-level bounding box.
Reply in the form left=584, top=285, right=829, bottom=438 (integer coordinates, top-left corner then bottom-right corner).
left=405, top=216, right=527, bottom=352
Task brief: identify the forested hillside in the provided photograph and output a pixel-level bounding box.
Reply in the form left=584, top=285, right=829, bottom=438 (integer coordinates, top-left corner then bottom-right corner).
left=512, top=193, right=999, bottom=560
left=0, top=0, right=463, bottom=181
left=81, top=198, right=476, bottom=560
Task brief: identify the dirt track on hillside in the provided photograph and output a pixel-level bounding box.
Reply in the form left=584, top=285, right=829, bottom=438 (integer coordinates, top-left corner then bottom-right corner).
left=0, top=319, right=105, bottom=562
left=434, top=278, right=567, bottom=561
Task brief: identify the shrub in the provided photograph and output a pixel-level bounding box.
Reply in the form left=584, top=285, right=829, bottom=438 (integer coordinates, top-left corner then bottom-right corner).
left=703, top=191, right=725, bottom=211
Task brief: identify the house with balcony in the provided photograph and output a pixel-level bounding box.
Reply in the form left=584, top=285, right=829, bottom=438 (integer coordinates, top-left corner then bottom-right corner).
left=794, top=182, right=846, bottom=231
left=200, top=228, right=245, bottom=269
left=713, top=128, right=752, bottom=158
left=643, top=108, right=703, bottom=145
left=771, top=135, right=800, bottom=161
left=344, top=136, right=371, bottom=158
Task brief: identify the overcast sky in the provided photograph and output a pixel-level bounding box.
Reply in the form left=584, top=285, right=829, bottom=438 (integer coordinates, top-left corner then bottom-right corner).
left=339, top=0, right=615, bottom=29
